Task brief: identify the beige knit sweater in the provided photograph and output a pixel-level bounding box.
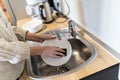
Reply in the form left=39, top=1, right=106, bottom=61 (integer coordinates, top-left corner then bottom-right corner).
left=0, top=7, right=30, bottom=80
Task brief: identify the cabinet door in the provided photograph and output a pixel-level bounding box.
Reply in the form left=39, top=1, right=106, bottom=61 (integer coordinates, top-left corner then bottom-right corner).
left=3, top=0, right=28, bottom=25
left=81, top=64, right=119, bottom=80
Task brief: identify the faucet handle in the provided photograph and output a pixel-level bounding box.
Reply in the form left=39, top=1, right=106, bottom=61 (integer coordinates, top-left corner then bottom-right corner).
left=68, top=20, right=75, bottom=32
left=68, top=20, right=74, bottom=26
left=57, top=33, right=62, bottom=40
left=68, top=20, right=76, bottom=38
left=55, top=30, right=62, bottom=40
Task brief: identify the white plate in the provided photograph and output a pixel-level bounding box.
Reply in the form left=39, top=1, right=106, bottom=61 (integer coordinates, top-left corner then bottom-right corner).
left=41, top=39, right=72, bottom=66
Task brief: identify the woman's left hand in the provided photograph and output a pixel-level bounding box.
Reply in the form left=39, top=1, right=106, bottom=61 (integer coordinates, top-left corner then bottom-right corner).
left=26, top=32, right=56, bottom=42
left=34, top=34, right=56, bottom=42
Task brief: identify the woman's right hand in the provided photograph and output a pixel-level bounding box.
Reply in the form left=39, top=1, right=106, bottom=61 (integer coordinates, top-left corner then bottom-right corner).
left=41, top=46, right=65, bottom=58
left=30, top=46, right=65, bottom=58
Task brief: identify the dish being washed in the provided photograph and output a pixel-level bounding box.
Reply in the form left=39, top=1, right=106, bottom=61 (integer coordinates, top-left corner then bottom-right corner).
left=41, top=38, right=72, bottom=66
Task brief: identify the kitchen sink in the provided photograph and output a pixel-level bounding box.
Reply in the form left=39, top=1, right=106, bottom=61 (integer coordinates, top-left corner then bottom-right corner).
left=26, top=28, right=97, bottom=79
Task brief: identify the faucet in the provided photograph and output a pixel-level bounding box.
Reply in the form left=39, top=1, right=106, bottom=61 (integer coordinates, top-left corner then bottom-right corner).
left=68, top=20, right=76, bottom=38
left=54, top=20, right=77, bottom=40
left=55, top=30, right=62, bottom=40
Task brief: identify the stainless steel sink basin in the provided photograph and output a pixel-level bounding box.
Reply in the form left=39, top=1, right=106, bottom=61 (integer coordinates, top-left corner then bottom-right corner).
left=26, top=28, right=97, bottom=79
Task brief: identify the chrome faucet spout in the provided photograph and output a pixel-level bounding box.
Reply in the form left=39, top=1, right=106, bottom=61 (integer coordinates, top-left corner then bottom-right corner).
left=55, top=30, right=62, bottom=40
left=57, top=33, right=62, bottom=40
left=68, top=20, right=76, bottom=38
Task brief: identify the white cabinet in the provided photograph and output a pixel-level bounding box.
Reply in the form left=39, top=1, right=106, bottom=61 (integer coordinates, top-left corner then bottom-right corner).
left=3, top=0, right=28, bottom=25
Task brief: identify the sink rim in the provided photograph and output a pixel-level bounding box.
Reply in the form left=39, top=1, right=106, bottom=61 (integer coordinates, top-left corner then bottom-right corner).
left=26, top=28, right=98, bottom=79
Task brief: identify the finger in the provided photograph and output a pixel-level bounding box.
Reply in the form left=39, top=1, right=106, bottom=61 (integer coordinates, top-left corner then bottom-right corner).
left=55, top=52, right=65, bottom=57
left=44, top=35, right=57, bottom=39
left=51, top=54, right=62, bottom=58
left=38, top=40, right=44, bottom=42
left=45, top=36, right=56, bottom=40
left=56, top=48, right=65, bottom=53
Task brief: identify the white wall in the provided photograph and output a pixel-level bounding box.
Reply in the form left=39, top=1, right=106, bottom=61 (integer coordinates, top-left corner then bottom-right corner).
left=54, top=0, right=85, bottom=25
left=81, top=0, right=120, bottom=53
left=60, top=0, right=120, bottom=54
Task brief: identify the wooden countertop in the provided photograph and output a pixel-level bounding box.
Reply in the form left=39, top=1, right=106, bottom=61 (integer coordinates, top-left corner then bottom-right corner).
left=17, top=17, right=120, bottom=80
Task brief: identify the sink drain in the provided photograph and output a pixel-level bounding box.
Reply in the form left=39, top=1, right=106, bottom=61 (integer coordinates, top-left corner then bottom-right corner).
left=57, top=65, right=71, bottom=74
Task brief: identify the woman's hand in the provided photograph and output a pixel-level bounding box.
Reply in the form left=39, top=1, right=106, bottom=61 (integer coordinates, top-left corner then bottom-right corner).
left=30, top=46, right=65, bottom=58
left=41, top=46, right=65, bottom=58
left=34, top=34, right=56, bottom=42
left=26, top=32, right=56, bottom=42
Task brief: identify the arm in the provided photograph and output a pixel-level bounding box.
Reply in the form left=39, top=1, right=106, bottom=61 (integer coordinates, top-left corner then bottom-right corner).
left=0, top=38, right=64, bottom=64
left=12, top=26, right=56, bottom=42
left=30, top=46, right=65, bottom=57
left=0, top=38, right=30, bottom=64
left=12, top=26, right=28, bottom=41
left=11, top=26, right=64, bottom=58
left=22, top=30, right=65, bottom=57
left=25, top=32, right=56, bottom=42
